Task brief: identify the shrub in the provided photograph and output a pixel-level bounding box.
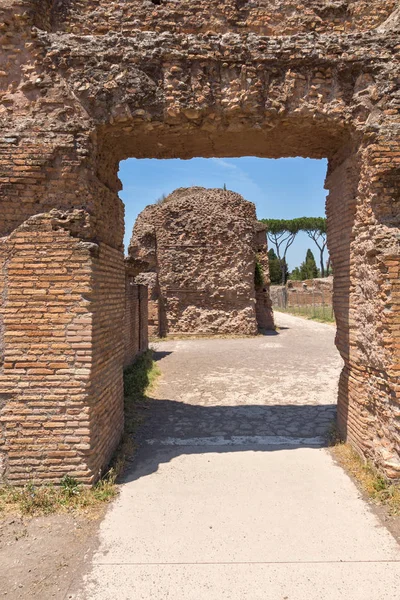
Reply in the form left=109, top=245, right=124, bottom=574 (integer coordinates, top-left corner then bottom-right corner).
left=254, top=260, right=264, bottom=287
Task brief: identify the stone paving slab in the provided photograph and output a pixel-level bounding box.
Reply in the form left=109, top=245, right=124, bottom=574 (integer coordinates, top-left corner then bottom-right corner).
left=139, top=313, right=342, bottom=443
left=75, top=448, right=400, bottom=599
left=71, top=313, right=400, bottom=599
left=76, top=562, right=400, bottom=600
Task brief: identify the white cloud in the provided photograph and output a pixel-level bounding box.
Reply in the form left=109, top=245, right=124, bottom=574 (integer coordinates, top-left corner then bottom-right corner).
left=211, top=158, right=238, bottom=170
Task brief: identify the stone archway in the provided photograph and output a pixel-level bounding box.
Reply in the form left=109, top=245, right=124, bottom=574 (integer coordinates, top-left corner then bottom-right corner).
left=0, top=0, right=399, bottom=484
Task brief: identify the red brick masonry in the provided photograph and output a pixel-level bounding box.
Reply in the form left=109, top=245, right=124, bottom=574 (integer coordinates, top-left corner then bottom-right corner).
left=0, top=1, right=399, bottom=482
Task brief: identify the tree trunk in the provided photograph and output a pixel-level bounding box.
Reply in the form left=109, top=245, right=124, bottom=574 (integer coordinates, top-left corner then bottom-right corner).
left=280, top=260, right=286, bottom=285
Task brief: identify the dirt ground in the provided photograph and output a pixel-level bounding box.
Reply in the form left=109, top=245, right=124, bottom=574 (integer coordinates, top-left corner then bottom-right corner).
left=2, top=480, right=399, bottom=600
left=0, top=512, right=102, bottom=599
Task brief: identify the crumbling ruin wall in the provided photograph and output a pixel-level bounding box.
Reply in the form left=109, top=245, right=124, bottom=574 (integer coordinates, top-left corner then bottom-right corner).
left=135, top=272, right=163, bottom=338
left=124, top=275, right=148, bottom=368
left=51, top=0, right=396, bottom=37
left=0, top=0, right=399, bottom=482
left=287, top=277, right=333, bottom=304
left=270, top=277, right=333, bottom=307
left=129, top=187, right=274, bottom=336
left=254, top=221, right=275, bottom=331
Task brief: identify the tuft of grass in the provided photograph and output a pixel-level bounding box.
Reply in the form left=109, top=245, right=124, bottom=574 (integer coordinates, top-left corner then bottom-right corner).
left=0, top=469, right=118, bottom=517
left=332, top=443, right=400, bottom=516
left=123, top=349, right=160, bottom=400
left=114, top=349, right=161, bottom=474
left=0, top=350, right=161, bottom=517
left=326, top=420, right=343, bottom=446
left=274, top=305, right=335, bottom=324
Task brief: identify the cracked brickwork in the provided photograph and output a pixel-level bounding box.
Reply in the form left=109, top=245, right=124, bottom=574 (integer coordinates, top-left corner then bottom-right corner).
left=129, top=187, right=274, bottom=336
left=0, top=0, right=399, bottom=482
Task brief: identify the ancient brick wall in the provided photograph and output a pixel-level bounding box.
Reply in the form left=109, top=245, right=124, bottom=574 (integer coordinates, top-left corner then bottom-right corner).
left=124, top=278, right=149, bottom=368
left=334, top=144, right=400, bottom=478
left=0, top=211, right=99, bottom=483
left=138, top=285, right=149, bottom=352
left=287, top=277, right=333, bottom=307
left=129, top=188, right=274, bottom=336
left=135, top=272, right=162, bottom=338
left=51, top=0, right=395, bottom=37
left=254, top=221, right=275, bottom=331
left=0, top=0, right=399, bottom=482
left=86, top=243, right=125, bottom=480
left=124, top=278, right=140, bottom=368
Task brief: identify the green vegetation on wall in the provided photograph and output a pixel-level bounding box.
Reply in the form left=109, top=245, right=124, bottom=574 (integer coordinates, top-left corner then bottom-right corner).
left=254, top=259, right=264, bottom=287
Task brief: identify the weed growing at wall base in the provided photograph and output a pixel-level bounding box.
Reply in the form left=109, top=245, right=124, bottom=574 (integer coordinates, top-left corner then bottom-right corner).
left=116, top=349, right=161, bottom=472
left=274, top=305, right=335, bottom=324
left=0, top=471, right=118, bottom=516
left=332, top=443, right=400, bottom=516
left=0, top=350, right=160, bottom=516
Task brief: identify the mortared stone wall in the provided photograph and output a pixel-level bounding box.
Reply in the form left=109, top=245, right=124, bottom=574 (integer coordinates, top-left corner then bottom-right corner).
left=129, top=187, right=274, bottom=336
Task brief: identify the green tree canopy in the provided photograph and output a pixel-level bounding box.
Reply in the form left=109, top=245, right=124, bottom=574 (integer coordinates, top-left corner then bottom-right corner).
left=268, top=248, right=288, bottom=285
left=289, top=266, right=302, bottom=281
left=299, top=217, right=328, bottom=277
left=261, top=216, right=329, bottom=281
left=261, top=219, right=304, bottom=285
left=300, top=249, right=319, bottom=280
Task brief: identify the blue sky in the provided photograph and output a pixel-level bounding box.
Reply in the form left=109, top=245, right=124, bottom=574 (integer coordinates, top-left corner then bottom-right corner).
left=119, top=157, right=328, bottom=271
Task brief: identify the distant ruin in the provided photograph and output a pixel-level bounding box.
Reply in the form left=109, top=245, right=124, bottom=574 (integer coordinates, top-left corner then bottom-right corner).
left=129, top=188, right=274, bottom=336
left=270, top=277, right=333, bottom=309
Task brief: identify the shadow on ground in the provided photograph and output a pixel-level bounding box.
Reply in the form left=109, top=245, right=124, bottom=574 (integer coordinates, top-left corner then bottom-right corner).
left=125, top=398, right=336, bottom=483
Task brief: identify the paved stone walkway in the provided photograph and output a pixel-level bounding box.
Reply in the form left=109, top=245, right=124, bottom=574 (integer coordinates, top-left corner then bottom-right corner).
left=140, top=314, right=340, bottom=446
left=72, top=313, right=400, bottom=599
